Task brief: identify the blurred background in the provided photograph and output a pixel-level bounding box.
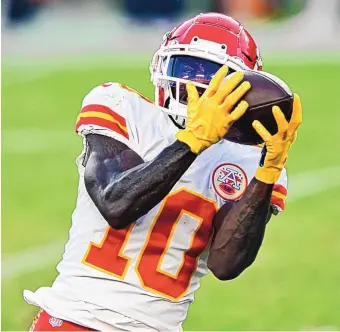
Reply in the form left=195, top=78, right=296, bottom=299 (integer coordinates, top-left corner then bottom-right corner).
left=2, top=0, right=340, bottom=331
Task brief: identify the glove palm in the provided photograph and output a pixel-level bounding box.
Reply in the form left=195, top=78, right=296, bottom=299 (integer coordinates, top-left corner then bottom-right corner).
left=176, top=66, right=251, bottom=154
left=254, top=95, right=303, bottom=184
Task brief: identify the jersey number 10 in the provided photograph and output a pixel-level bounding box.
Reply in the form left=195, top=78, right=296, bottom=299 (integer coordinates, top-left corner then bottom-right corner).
left=82, top=189, right=217, bottom=300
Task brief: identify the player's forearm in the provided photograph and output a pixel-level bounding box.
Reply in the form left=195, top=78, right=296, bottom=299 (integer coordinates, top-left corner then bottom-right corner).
left=87, top=140, right=196, bottom=229
left=207, top=178, right=272, bottom=280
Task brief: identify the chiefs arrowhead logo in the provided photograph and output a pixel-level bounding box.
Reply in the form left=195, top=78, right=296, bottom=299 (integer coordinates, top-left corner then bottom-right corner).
left=212, top=163, right=248, bottom=201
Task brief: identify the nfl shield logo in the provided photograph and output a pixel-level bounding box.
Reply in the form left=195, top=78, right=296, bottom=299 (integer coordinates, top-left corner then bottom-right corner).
left=212, top=163, right=248, bottom=201
left=49, top=317, right=63, bottom=328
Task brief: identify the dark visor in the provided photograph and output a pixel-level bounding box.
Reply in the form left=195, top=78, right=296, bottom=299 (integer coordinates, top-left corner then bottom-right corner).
left=166, top=55, right=235, bottom=104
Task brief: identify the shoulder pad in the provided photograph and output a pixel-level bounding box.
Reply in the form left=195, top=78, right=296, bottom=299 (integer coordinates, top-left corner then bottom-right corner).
left=76, top=82, right=129, bottom=140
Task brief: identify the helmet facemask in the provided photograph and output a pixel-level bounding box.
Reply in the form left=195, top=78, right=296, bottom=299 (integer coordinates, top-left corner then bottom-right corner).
left=150, top=36, right=251, bottom=128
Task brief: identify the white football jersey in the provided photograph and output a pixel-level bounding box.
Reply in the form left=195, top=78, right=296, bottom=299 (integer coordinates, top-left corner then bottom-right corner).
left=24, top=83, right=288, bottom=331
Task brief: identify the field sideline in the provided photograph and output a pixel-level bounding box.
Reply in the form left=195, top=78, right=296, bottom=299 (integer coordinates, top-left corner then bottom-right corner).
left=2, top=57, right=340, bottom=331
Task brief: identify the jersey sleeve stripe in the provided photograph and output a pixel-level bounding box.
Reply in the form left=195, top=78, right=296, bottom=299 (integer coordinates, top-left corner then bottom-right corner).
left=271, top=191, right=286, bottom=201
left=75, top=117, right=129, bottom=139
left=81, top=104, right=127, bottom=128
left=271, top=195, right=285, bottom=210
left=78, top=111, right=128, bottom=132
left=273, top=184, right=287, bottom=196
left=271, top=184, right=287, bottom=211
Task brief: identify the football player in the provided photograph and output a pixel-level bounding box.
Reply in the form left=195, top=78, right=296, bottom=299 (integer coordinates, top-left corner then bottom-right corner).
left=25, top=13, right=302, bottom=331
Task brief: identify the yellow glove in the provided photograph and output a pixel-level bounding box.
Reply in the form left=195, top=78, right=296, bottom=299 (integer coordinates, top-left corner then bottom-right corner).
left=176, top=65, right=251, bottom=154
left=253, top=94, right=303, bottom=184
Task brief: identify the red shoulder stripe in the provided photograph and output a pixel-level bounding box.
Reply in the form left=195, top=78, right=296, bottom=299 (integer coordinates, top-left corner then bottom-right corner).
left=81, top=104, right=126, bottom=128
left=75, top=117, right=129, bottom=139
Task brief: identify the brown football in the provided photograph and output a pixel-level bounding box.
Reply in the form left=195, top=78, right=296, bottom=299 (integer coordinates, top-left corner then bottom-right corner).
left=225, top=70, right=294, bottom=145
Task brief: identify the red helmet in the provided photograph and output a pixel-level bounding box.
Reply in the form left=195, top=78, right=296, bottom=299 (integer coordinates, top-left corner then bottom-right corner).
left=150, top=12, right=263, bottom=127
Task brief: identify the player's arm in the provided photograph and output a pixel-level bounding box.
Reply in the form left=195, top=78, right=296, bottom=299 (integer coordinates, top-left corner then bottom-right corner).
left=84, top=135, right=196, bottom=229
left=208, top=95, right=302, bottom=280
left=84, top=66, right=251, bottom=229
left=207, top=179, right=272, bottom=280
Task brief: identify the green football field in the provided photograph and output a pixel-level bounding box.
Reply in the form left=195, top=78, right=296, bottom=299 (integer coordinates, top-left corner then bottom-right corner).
left=2, top=58, right=340, bottom=331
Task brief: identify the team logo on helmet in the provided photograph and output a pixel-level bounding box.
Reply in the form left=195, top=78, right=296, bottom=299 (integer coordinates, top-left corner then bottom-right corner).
left=49, top=317, right=63, bottom=328
left=212, top=163, right=248, bottom=201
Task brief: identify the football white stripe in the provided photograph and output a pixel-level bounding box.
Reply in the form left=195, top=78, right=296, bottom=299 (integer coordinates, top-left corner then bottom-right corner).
left=2, top=165, right=340, bottom=280
left=2, top=242, right=65, bottom=279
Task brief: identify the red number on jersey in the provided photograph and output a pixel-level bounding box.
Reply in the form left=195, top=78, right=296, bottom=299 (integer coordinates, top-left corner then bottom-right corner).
left=83, top=189, right=217, bottom=300
left=82, top=225, right=133, bottom=279
left=136, top=190, right=216, bottom=299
